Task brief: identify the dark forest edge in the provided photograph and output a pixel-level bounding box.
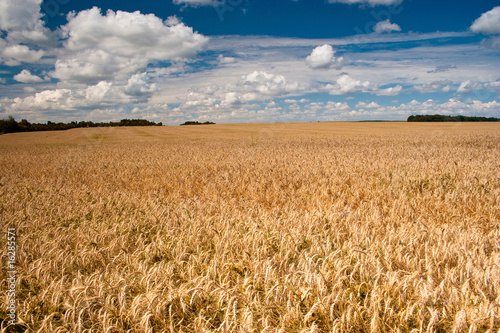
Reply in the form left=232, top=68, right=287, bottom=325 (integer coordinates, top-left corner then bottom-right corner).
left=180, top=121, right=216, bottom=126
left=0, top=116, right=162, bottom=134
left=407, top=114, right=500, bottom=122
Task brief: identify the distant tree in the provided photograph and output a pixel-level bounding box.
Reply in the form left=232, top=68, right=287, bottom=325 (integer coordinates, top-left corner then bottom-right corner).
left=180, top=121, right=216, bottom=126
left=0, top=116, right=163, bottom=134
left=408, top=114, right=500, bottom=122
left=0, top=116, right=19, bottom=134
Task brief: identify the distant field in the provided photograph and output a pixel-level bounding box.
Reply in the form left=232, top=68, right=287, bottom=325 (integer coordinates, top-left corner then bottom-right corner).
left=1, top=122, right=499, bottom=332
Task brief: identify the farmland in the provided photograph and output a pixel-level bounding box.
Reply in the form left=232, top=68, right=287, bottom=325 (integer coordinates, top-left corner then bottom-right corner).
left=1, top=122, right=499, bottom=332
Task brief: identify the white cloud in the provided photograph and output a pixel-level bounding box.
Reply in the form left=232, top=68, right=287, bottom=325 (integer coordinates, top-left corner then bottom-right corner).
left=0, top=0, right=53, bottom=46
left=51, top=50, right=142, bottom=83
left=326, top=0, right=402, bottom=6
left=325, top=75, right=371, bottom=95
left=2, top=78, right=156, bottom=117
left=183, top=87, right=218, bottom=107
left=173, top=0, right=224, bottom=7
left=356, top=101, right=380, bottom=108
left=62, top=8, right=207, bottom=59
left=125, top=73, right=157, bottom=97
left=373, top=19, right=401, bottom=33
left=285, top=99, right=308, bottom=104
left=322, top=75, right=403, bottom=96
left=223, top=71, right=305, bottom=104
left=217, top=54, right=237, bottom=64
left=0, top=0, right=42, bottom=31
left=414, top=80, right=452, bottom=93
left=53, top=7, right=208, bottom=83
left=13, top=69, right=43, bottom=83
left=470, top=7, right=500, bottom=35
left=0, top=0, right=53, bottom=67
left=176, top=71, right=305, bottom=110
left=306, top=44, right=344, bottom=70
left=6, top=88, right=80, bottom=111
left=85, top=81, right=112, bottom=103
left=375, top=85, right=402, bottom=96
left=1, top=44, right=44, bottom=66
left=489, top=80, right=500, bottom=92
left=324, top=101, right=350, bottom=112
left=457, top=80, right=484, bottom=94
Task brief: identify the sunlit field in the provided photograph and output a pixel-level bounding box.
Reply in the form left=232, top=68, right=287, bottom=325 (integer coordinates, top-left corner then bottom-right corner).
left=1, top=122, right=499, bottom=332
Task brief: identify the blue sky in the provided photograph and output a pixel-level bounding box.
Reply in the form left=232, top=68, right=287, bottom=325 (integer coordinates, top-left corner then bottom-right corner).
left=0, top=0, right=499, bottom=124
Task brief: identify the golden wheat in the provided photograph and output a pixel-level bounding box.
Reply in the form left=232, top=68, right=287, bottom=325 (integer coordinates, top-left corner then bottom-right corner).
left=0, top=122, right=499, bottom=332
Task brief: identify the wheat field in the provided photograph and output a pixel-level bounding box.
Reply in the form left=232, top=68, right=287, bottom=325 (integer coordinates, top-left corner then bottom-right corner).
left=0, top=122, right=499, bottom=332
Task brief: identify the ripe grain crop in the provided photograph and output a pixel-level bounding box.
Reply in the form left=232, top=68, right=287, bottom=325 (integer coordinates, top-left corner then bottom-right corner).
left=0, top=122, right=499, bottom=332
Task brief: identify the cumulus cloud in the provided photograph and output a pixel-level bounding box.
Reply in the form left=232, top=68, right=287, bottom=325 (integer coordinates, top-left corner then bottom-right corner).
left=457, top=80, right=485, bottom=93
left=0, top=0, right=42, bottom=31
left=182, top=86, right=219, bottom=107
left=124, top=73, right=158, bottom=97
left=0, top=0, right=53, bottom=46
left=0, top=0, right=45, bottom=36
left=173, top=0, right=224, bottom=7
left=376, top=85, right=402, bottom=96
left=5, top=88, right=80, bottom=112
left=0, top=0, right=44, bottom=33
left=13, top=69, right=43, bottom=83
left=222, top=71, right=305, bottom=105
left=53, top=7, right=208, bottom=82
left=325, top=101, right=350, bottom=112
left=323, top=75, right=403, bottom=96
left=62, top=8, right=207, bottom=59
left=0, top=0, right=53, bottom=66
left=414, top=80, right=452, bottom=93
left=356, top=101, right=380, bottom=108
left=306, top=44, right=344, bottom=70
left=2, top=77, right=159, bottom=118
left=51, top=50, right=143, bottom=83
left=327, top=0, right=402, bottom=7
left=373, top=19, right=401, bottom=33
left=1, top=44, right=44, bottom=66
left=325, top=75, right=371, bottom=95
left=85, top=81, right=112, bottom=103
left=470, top=7, right=500, bottom=35
left=177, top=71, right=305, bottom=110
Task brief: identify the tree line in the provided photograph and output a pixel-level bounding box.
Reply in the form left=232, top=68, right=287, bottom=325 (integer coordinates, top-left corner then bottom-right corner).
left=0, top=116, right=162, bottom=134
left=180, top=121, right=216, bottom=126
left=407, top=114, right=500, bottom=122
